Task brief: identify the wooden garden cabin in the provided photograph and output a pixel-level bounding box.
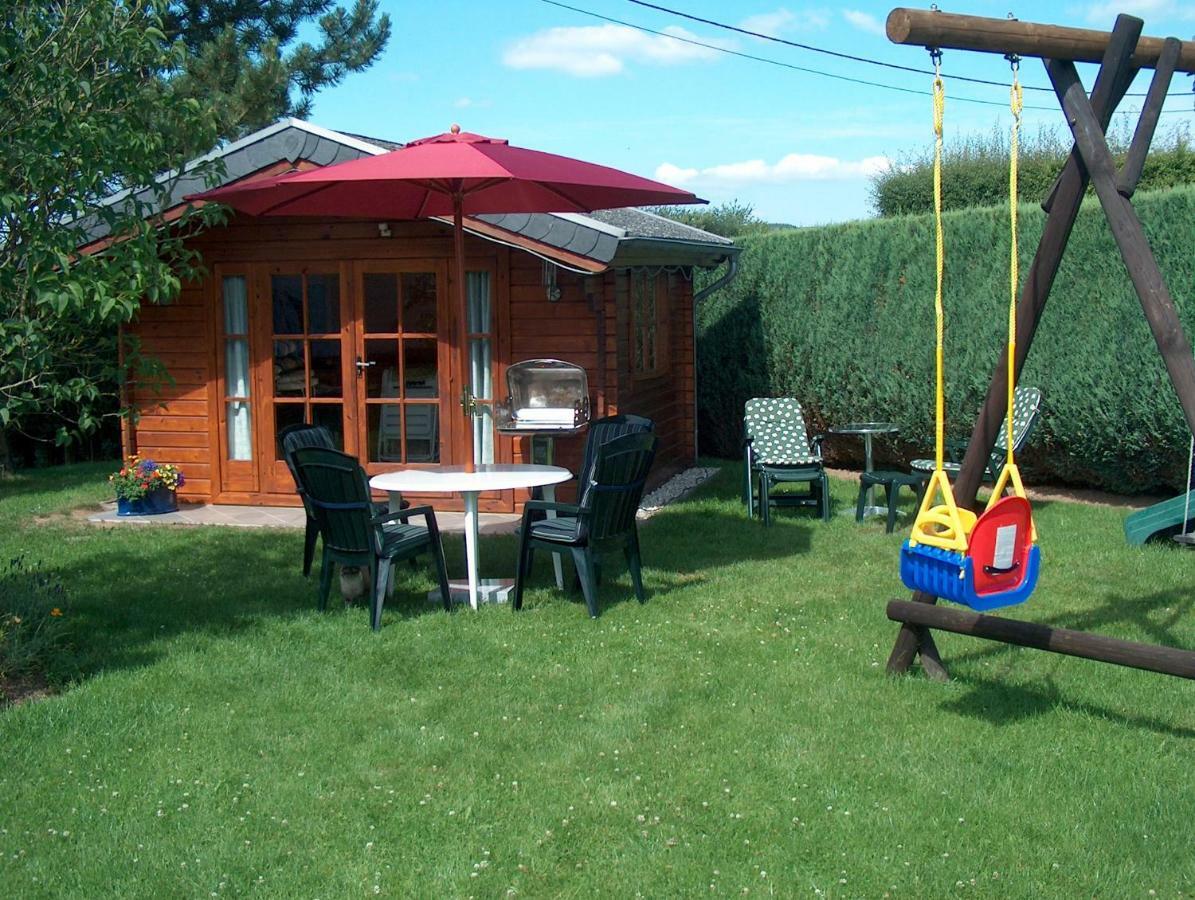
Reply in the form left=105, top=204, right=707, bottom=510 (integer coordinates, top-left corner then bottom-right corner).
left=85, top=120, right=738, bottom=512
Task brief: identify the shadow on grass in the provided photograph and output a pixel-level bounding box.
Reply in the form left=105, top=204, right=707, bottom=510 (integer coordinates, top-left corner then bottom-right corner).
left=941, top=673, right=1195, bottom=739
left=35, top=524, right=453, bottom=682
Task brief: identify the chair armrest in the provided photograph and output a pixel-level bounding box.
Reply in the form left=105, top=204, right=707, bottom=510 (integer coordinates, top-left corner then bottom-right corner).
left=372, top=505, right=439, bottom=532
left=809, top=434, right=825, bottom=458
left=522, top=499, right=582, bottom=517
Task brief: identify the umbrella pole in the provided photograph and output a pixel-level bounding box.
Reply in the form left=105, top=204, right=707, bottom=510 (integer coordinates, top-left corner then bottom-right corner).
left=453, top=193, right=476, bottom=473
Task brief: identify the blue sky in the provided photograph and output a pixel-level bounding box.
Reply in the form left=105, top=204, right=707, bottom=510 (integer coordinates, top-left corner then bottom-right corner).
left=308, top=0, right=1195, bottom=225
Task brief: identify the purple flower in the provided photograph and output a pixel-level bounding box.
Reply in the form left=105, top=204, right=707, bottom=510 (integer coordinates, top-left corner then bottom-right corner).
left=139, top=459, right=157, bottom=473
left=176, top=473, right=186, bottom=488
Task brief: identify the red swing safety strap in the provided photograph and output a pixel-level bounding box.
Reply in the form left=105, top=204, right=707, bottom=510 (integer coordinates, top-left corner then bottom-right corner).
left=968, top=495, right=1035, bottom=596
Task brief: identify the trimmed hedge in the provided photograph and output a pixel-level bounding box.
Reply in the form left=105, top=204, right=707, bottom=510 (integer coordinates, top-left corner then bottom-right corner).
left=696, top=185, right=1195, bottom=493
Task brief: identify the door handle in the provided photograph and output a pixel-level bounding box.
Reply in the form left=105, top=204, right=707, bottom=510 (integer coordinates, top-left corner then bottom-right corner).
left=355, top=356, right=376, bottom=373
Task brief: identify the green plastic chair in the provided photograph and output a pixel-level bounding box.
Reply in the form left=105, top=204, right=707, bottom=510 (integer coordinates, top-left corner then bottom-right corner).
left=513, top=431, right=658, bottom=618
left=742, top=397, right=828, bottom=523
left=291, top=446, right=451, bottom=630
left=910, top=386, right=1043, bottom=482
left=577, top=414, right=654, bottom=497
left=280, top=424, right=395, bottom=577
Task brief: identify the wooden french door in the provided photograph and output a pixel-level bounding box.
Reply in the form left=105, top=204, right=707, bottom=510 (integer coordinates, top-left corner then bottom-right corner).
left=352, top=260, right=455, bottom=476
left=258, top=263, right=356, bottom=494
left=251, top=258, right=503, bottom=504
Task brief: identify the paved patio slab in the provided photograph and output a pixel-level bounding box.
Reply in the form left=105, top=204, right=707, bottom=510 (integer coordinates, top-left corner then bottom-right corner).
left=87, top=503, right=521, bottom=535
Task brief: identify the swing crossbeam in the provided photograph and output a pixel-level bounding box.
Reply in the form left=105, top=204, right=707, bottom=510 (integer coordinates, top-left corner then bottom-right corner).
left=886, top=11, right=1195, bottom=680
left=887, top=601, right=1195, bottom=680
left=886, top=7, right=1195, bottom=72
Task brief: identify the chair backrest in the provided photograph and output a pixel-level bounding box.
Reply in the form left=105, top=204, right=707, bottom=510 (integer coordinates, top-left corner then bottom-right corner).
left=578, top=414, right=654, bottom=502
left=995, top=386, right=1043, bottom=454
left=291, top=446, right=376, bottom=558
left=744, top=398, right=818, bottom=465
left=582, top=432, right=658, bottom=543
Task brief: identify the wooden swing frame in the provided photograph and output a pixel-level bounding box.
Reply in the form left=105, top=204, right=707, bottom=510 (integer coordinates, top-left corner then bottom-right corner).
left=883, top=8, right=1195, bottom=681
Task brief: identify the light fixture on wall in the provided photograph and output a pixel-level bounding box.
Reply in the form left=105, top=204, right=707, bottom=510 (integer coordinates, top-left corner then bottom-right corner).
left=377, top=222, right=392, bottom=237
left=543, top=261, right=561, bottom=302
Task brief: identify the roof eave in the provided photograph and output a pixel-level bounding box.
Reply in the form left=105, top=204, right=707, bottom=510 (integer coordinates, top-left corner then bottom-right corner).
left=607, top=238, right=742, bottom=270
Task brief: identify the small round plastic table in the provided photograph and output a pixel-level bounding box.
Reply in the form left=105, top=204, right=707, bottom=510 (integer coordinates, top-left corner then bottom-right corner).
left=828, top=422, right=900, bottom=517
left=368, top=464, right=572, bottom=610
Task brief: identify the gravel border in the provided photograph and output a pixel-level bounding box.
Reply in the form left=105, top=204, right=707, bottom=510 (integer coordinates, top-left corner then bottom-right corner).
left=638, top=466, right=720, bottom=520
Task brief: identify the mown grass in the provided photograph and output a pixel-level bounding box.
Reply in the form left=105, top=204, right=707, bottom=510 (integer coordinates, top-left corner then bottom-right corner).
left=1, top=462, right=1193, bottom=897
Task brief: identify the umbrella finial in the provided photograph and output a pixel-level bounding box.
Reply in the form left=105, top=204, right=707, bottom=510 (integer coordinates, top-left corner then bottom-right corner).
left=450, top=123, right=460, bottom=134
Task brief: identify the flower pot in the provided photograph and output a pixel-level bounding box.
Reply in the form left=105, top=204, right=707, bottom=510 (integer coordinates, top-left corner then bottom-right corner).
left=117, top=487, right=179, bottom=517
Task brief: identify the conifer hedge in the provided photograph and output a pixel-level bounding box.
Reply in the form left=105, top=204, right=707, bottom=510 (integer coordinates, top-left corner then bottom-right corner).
left=696, top=185, right=1195, bottom=493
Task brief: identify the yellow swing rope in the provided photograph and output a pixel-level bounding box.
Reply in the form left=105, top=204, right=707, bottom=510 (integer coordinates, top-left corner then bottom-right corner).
left=910, top=52, right=974, bottom=552
left=986, top=57, right=1033, bottom=532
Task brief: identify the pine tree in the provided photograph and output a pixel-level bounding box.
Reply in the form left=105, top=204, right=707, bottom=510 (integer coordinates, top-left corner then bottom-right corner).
left=164, top=1, right=391, bottom=142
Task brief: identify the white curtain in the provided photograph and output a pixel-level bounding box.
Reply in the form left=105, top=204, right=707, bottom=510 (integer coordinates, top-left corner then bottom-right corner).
left=223, top=276, right=252, bottom=461
left=467, top=271, right=494, bottom=465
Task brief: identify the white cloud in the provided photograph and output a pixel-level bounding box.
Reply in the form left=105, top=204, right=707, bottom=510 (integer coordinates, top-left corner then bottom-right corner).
left=739, top=8, right=829, bottom=37
left=842, top=9, right=886, bottom=37
left=1082, top=0, right=1194, bottom=22
left=656, top=153, right=891, bottom=185
left=502, top=24, right=720, bottom=77
left=452, top=97, right=491, bottom=110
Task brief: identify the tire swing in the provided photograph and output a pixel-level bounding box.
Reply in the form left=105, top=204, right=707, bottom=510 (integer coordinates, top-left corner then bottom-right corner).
left=899, top=52, right=1041, bottom=612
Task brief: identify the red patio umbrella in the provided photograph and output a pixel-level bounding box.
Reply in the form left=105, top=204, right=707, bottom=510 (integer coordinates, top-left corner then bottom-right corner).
left=189, top=126, right=704, bottom=471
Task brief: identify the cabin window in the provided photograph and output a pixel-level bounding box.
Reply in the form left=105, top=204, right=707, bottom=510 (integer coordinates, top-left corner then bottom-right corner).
left=467, top=271, right=494, bottom=465
left=630, top=270, right=669, bottom=377
left=222, top=275, right=252, bottom=460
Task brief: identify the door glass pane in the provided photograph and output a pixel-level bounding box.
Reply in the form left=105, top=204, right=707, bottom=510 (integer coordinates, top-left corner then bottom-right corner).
left=227, top=401, right=252, bottom=461
left=272, top=275, right=303, bottom=334
left=273, top=339, right=305, bottom=394
left=310, top=406, right=344, bottom=450
left=307, top=274, right=340, bottom=334
left=309, top=340, right=341, bottom=397
left=223, top=276, right=248, bottom=335
left=225, top=338, right=250, bottom=398
left=274, top=405, right=305, bottom=457
left=402, top=272, right=437, bottom=333
left=365, top=339, right=398, bottom=399
left=369, top=404, right=403, bottom=463
left=364, top=273, right=398, bottom=334
left=274, top=340, right=306, bottom=397
left=405, top=405, right=439, bottom=463
left=403, top=340, right=438, bottom=397
left=466, top=271, right=491, bottom=334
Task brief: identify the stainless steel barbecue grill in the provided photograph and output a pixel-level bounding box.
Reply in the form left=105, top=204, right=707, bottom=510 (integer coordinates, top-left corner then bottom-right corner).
left=496, top=359, right=590, bottom=435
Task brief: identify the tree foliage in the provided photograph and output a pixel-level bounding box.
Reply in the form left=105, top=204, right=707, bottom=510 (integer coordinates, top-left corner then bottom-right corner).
left=164, top=0, right=391, bottom=142
left=647, top=200, right=774, bottom=238
left=871, top=124, right=1195, bottom=217
left=0, top=0, right=225, bottom=467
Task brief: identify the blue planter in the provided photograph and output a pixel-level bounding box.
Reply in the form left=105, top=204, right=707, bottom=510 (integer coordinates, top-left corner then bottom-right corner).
left=117, top=487, right=179, bottom=517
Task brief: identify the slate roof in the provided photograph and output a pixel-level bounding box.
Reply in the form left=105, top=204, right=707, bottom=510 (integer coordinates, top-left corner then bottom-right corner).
left=86, top=119, right=736, bottom=270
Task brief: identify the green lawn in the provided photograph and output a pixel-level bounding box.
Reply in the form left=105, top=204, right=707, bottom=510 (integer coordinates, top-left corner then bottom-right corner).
left=2, top=462, right=1194, bottom=897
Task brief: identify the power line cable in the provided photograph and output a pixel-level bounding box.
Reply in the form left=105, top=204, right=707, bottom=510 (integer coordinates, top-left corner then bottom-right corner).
left=538, top=0, right=1194, bottom=116
left=539, top=0, right=1048, bottom=110
left=624, top=0, right=1187, bottom=100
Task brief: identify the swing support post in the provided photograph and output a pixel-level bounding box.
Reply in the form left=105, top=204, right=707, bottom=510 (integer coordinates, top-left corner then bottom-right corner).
left=885, top=10, right=1195, bottom=679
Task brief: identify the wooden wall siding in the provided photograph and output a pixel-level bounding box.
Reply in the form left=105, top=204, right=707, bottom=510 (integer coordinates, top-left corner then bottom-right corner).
left=615, top=271, right=697, bottom=488
left=127, top=216, right=699, bottom=508
left=129, top=280, right=214, bottom=500
left=504, top=255, right=621, bottom=504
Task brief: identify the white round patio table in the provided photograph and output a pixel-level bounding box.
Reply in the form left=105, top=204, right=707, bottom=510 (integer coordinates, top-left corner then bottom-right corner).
left=369, top=464, right=572, bottom=610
